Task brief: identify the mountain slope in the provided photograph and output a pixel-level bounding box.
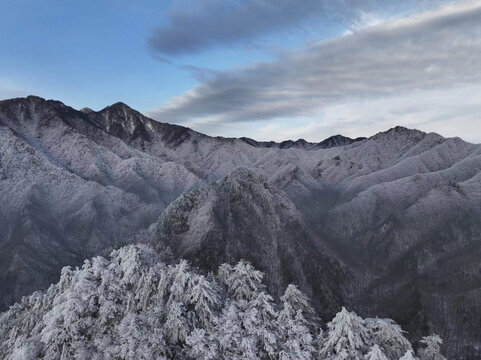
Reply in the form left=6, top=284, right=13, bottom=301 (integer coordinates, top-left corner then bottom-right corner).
left=155, top=167, right=346, bottom=318
left=1, top=96, right=481, bottom=358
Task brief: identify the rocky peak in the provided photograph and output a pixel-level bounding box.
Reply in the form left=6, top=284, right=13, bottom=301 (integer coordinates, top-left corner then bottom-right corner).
left=371, top=126, right=427, bottom=141
left=79, top=107, right=94, bottom=114
left=315, top=134, right=366, bottom=149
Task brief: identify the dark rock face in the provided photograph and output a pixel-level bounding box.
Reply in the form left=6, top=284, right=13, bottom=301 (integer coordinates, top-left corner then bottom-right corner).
left=1, top=96, right=481, bottom=358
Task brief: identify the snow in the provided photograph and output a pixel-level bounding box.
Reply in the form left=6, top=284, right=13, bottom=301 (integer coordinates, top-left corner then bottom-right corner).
left=0, top=244, right=442, bottom=359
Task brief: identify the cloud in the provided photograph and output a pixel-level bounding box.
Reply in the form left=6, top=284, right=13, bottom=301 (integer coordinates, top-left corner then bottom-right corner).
left=148, top=0, right=444, bottom=56
left=172, top=84, right=481, bottom=143
left=270, top=84, right=481, bottom=143
left=148, top=1, right=481, bottom=132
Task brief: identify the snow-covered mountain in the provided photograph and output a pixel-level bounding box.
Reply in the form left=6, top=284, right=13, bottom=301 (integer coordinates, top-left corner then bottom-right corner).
left=1, top=95, right=481, bottom=358
left=155, top=167, right=346, bottom=321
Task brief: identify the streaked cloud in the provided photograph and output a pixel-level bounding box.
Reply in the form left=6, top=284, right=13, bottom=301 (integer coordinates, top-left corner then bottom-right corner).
left=148, top=1, right=481, bottom=141
left=148, top=0, right=444, bottom=56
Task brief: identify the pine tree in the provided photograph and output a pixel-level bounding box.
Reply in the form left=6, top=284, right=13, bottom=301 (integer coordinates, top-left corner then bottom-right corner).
left=168, top=260, right=195, bottom=304
left=365, top=344, right=388, bottom=360
left=186, top=328, right=219, bottom=360
left=164, top=301, right=190, bottom=345
left=417, top=334, right=447, bottom=360
left=399, top=349, right=418, bottom=360
left=215, top=302, right=245, bottom=359
left=319, top=307, right=370, bottom=360
left=115, top=313, right=166, bottom=360
left=281, top=285, right=315, bottom=319
left=244, top=292, right=279, bottom=358
left=0, top=246, right=426, bottom=360
left=278, top=309, right=315, bottom=360
left=217, top=263, right=233, bottom=286
left=40, top=259, right=99, bottom=359
left=226, top=260, right=265, bottom=301
left=190, top=275, right=221, bottom=329
left=367, top=317, right=412, bottom=359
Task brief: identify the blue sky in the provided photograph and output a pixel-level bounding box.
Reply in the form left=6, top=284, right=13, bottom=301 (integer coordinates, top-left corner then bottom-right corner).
left=2, top=0, right=481, bottom=142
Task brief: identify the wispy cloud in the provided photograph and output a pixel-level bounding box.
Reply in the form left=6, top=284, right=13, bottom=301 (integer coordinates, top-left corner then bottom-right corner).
left=148, top=0, right=444, bottom=56
left=148, top=1, right=481, bottom=139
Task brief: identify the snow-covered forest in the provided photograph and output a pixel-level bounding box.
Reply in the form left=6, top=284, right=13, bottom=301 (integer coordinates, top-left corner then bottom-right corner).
left=0, top=245, right=447, bottom=360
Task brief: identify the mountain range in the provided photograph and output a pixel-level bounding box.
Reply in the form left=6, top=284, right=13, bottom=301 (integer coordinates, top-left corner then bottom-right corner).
left=1, top=95, right=481, bottom=358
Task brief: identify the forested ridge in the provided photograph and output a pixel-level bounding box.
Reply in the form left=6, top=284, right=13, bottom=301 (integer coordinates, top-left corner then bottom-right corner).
left=0, top=245, right=446, bottom=360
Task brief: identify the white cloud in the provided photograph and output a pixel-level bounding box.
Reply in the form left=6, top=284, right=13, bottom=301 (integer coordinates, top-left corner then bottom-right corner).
left=148, top=1, right=481, bottom=142
left=177, top=84, right=481, bottom=143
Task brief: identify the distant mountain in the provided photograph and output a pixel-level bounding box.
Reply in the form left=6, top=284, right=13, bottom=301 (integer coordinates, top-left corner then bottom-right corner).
left=1, top=96, right=481, bottom=358
left=239, top=134, right=365, bottom=150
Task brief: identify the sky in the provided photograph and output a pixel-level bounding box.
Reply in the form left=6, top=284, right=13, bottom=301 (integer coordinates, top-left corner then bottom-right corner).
left=1, top=0, right=481, bottom=143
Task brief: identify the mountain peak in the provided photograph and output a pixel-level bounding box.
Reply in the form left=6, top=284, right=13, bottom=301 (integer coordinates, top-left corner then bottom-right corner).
left=100, top=101, right=139, bottom=115
left=26, top=95, right=45, bottom=102
left=80, top=107, right=94, bottom=114
left=371, top=126, right=427, bottom=141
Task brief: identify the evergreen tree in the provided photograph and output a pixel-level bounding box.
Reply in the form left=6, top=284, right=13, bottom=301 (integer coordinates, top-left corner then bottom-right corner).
left=168, top=260, right=195, bottom=304
left=278, top=309, right=315, bottom=360
left=278, top=286, right=315, bottom=360
left=226, top=260, right=265, bottom=301
left=417, top=334, right=447, bottom=360
left=217, top=263, right=233, bottom=286
left=319, top=307, right=370, bottom=360
left=0, top=245, right=428, bottom=360
left=115, top=313, right=166, bottom=360
left=365, top=344, right=388, bottom=360
left=190, top=275, right=221, bottom=329
left=399, top=350, right=418, bottom=360
left=244, top=292, right=279, bottom=358
left=186, top=328, right=219, bottom=360
left=164, top=301, right=190, bottom=345
left=215, top=302, right=245, bottom=359
left=281, top=284, right=315, bottom=319
left=367, top=318, right=412, bottom=359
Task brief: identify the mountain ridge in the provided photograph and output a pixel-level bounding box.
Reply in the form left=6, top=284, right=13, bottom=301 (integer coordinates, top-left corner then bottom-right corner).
left=1, top=95, right=481, bottom=358
left=1, top=95, right=375, bottom=149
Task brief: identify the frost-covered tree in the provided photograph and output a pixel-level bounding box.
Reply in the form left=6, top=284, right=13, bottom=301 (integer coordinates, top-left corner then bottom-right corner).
left=365, top=344, right=388, bottom=360
left=217, top=263, right=233, bottom=286
left=186, top=328, right=219, bottom=360
left=278, top=309, right=315, bottom=360
left=399, top=349, right=418, bottom=360
left=190, top=275, right=221, bottom=329
left=215, top=302, right=246, bottom=359
left=165, top=301, right=190, bottom=345
left=244, top=291, right=279, bottom=358
left=0, top=244, right=446, bottom=360
left=417, top=334, right=447, bottom=360
left=115, top=313, right=167, bottom=360
left=278, top=285, right=315, bottom=360
left=319, top=307, right=370, bottom=360
left=7, top=335, right=43, bottom=360
left=226, top=260, right=265, bottom=301
left=367, top=318, right=412, bottom=359
left=281, top=285, right=315, bottom=319
left=168, top=259, right=195, bottom=304
left=40, top=259, right=99, bottom=359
